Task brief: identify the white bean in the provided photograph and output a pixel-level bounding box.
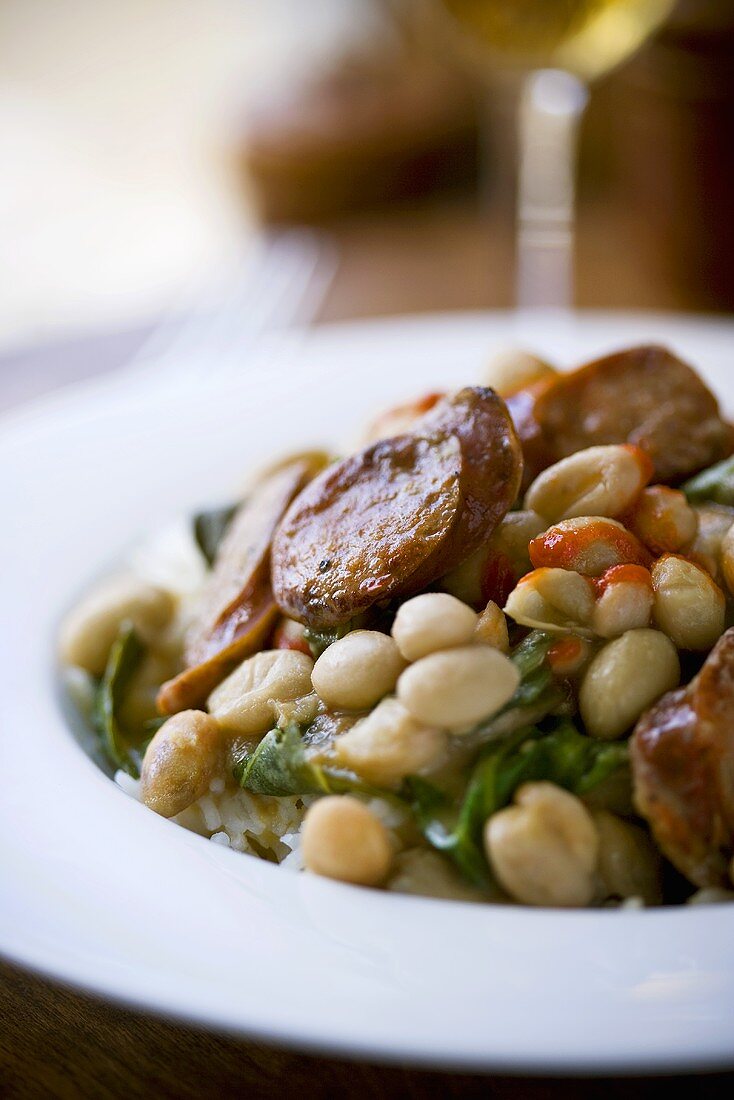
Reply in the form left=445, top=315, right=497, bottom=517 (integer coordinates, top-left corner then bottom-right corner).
left=334, top=698, right=447, bottom=789
left=504, top=568, right=595, bottom=635
left=311, top=630, right=405, bottom=711
left=484, top=349, right=556, bottom=396
left=301, top=796, right=393, bottom=886
left=592, top=810, right=661, bottom=905
left=579, top=628, right=680, bottom=740
left=625, top=485, right=698, bottom=555
left=591, top=566, right=654, bottom=638
left=529, top=516, right=650, bottom=576
left=525, top=445, right=652, bottom=523
left=386, top=848, right=489, bottom=902
left=141, top=710, right=223, bottom=818
left=474, top=600, right=510, bottom=651
left=397, top=645, right=520, bottom=732
left=59, top=575, right=175, bottom=675
left=391, top=593, right=477, bottom=661
left=686, top=504, right=734, bottom=581
left=207, top=650, right=314, bottom=734
left=485, top=782, right=599, bottom=907
left=721, top=523, right=734, bottom=597
left=651, top=554, right=725, bottom=651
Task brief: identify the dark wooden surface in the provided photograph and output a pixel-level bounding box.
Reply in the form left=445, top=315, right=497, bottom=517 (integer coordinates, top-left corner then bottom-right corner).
left=2, top=196, right=733, bottom=1098
left=2, top=959, right=733, bottom=1099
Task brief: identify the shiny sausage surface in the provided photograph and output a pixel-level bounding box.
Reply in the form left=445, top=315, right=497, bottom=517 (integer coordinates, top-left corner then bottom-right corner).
left=510, top=345, right=730, bottom=486
left=272, top=387, right=522, bottom=629
left=157, top=457, right=318, bottom=714
left=631, top=628, right=734, bottom=887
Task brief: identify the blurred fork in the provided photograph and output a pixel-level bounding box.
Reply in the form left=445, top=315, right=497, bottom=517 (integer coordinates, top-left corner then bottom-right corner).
left=128, top=228, right=338, bottom=384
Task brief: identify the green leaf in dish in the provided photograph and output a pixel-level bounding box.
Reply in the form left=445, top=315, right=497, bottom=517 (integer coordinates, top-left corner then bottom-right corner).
left=193, top=503, right=238, bottom=566
left=682, top=456, right=734, bottom=507
left=303, top=622, right=353, bottom=659
left=407, top=720, right=628, bottom=887
left=234, top=722, right=388, bottom=799
left=93, top=623, right=150, bottom=778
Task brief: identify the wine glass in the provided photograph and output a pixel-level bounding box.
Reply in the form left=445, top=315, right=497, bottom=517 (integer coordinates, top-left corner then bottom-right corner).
left=432, top=0, right=677, bottom=310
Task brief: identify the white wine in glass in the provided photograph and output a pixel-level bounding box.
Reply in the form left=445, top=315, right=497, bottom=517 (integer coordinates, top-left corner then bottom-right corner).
left=441, top=0, right=675, bottom=79
left=437, top=0, right=676, bottom=308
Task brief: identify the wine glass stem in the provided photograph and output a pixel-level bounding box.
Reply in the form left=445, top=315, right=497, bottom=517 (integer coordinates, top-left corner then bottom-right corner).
left=515, top=69, right=588, bottom=311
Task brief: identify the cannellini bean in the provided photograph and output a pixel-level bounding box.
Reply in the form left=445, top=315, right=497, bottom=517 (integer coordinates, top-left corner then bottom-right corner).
left=441, top=510, right=547, bottom=608
left=386, top=848, right=490, bottom=902
left=301, top=796, right=393, bottom=886
left=58, top=575, right=175, bottom=675
left=311, top=630, right=405, bottom=711
left=334, top=698, right=447, bottom=789
left=484, top=349, right=556, bottom=396
left=651, top=554, right=725, bottom=651
left=141, top=711, right=223, bottom=818
left=529, top=516, right=651, bottom=577
left=504, top=568, right=595, bottom=635
left=391, top=593, right=477, bottom=662
left=592, top=810, right=662, bottom=905
left=396, top=646, right=520, bottom=731
left=721, top=524, right=734, bottom=597
left=624, top=486, right=698, bottom=555
left=485, top=782, right=599, bottom=907
left=207, top=650, right=314, bottom=734
left=525, top=445, right=653, bottom=523
left=474, top=600, right=510, bottom=651
left=591, top=565, right=654, bottom=638
left=579, top=628, right=680, bottom=740
left=686, top=504, right=734, bottom=581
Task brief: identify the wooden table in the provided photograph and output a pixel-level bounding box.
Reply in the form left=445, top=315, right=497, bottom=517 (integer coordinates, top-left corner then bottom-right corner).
left=2, top=197, right=732, bottom=1098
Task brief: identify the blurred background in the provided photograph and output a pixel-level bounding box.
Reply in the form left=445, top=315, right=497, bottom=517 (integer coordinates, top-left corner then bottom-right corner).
left=1, top=0, right=734, bottom=379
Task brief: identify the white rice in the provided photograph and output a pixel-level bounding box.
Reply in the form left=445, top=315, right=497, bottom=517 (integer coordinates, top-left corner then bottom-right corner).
left=115, top=768, right=309, bottom=865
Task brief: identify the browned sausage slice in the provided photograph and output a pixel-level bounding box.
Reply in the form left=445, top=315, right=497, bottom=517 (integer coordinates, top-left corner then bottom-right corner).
left=157, top=456, right=319, bottom=714
left=532, top=345, right=730, bottom=485
left=272, top=387, right=522, bottom=629
left=631, top=628, right=734, bottom=887
left=504, top=381, right=558, bottom=491
left=419, top=388, right=523, bottom=569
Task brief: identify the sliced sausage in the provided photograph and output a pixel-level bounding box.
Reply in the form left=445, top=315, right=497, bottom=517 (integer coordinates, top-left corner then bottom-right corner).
left=157, top=456, right=321, bottom=714
left=505, top=381, right=558, bottom=491
left=419, top=388, right=524, bottom=569
left=631, top=628, right=734, bottom=887
left=272, top=387, right=522, bottom=629
left=511, top=345, right=730, bottom=486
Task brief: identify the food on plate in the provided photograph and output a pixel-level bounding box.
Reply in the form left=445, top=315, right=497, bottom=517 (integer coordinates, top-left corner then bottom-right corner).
left=506, top=345, right=731, bottom=487
left=60, top=344, right=734, bottom=908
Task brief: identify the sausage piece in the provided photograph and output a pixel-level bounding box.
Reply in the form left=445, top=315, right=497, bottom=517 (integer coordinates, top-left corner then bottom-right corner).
left=157, top=456, right=320, bottom=714
left=272, top=387, right=522, bottom=629
left=631, top=628, right=734, bottom=887
left=511, top=345, right=730, bottom=487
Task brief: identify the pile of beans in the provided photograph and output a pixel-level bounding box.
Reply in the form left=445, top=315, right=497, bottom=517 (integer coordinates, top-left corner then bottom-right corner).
left=59, top=434, right=734, bottom=907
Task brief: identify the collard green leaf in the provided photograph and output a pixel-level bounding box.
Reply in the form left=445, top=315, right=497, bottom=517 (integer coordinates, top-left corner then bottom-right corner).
left=234, top=723, right=386, bottom=799
left=303, top=622, right=353, bottom=659
left=407, top=720, right=628, bottom=887
left=193, top=503, right=238, bottom=566
left=682, top=456, right=734, bottom=507
left=93, top=623, right=149, bottom=778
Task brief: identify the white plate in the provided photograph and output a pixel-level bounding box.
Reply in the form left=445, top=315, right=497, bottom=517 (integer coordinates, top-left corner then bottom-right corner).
left=2, top=311, right=734, bottom=1075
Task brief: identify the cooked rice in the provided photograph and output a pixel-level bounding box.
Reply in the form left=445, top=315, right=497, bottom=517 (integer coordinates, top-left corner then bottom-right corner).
left=115, top=768, right=308, bottom=864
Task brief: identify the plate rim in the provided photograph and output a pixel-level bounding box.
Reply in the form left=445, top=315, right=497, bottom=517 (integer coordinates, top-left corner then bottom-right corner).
left=3, top=308, right=734, bottom=1074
